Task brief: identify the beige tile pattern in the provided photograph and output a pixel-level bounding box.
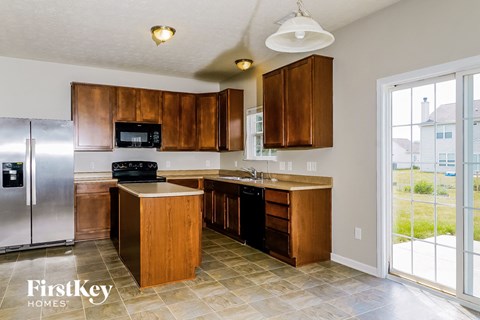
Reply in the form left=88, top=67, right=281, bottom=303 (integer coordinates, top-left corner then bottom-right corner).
left=0, top=228, right=477, bottom=320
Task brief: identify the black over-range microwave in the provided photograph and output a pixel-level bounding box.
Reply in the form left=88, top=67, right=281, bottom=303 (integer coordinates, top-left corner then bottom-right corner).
left=115, top=122, right=161, bottom=148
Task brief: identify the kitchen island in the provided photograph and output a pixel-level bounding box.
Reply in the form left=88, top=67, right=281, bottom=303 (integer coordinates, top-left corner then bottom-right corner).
left=117, top=182, right=203, bottom=288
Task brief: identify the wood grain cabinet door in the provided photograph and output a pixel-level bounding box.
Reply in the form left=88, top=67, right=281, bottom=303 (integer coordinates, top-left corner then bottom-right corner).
left=218, top=90, right=228, bottom=150
left=284, top=57, right=314, bottom=147
left=196, top=93, right=218, bottom=151
left=218, top=89, right=244, bottom=151
left=225, top=194, right=240, bottom=236
left=203, top=189, right=214, bottom=224
left=263, top=69, right=285, bottom=148
left=162, top=91, right=180, bottom=150
left=137, top=89, right=161, bottom=123
left=213, top=192, right=225, bottom=229
left=116, top=87, right=137, bottom=122
left=72, top=83, right=114, bottom=151
left=178, top=93, right=197, bottom=150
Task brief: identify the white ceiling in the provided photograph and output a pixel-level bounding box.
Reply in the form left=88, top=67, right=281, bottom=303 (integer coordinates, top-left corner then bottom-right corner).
left=0, top=0, right=401, bottom=82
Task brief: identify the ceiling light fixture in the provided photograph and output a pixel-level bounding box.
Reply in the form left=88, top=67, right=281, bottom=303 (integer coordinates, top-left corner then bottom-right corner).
left=151, top=25, right=176, bottom=46
left=235, top=59, right=253, bottom=71
left=265, top=0, right=334, bottom=53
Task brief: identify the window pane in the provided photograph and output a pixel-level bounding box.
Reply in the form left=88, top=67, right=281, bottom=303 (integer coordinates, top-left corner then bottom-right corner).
left=413, top=241, right=435, bottom=282
left=413, top=203, right=434, bottom=241
left=464, top=253, right=480, bottom=298
left=392, top=89, right=411, bottom=126
left=393, top=198, right=411, bottom=237
left=464, top=164, right=480, bottom=209
left=437, top=204, right=456, bottom=243
left=392, top=235, right=412, bottom=274
left=412, top=84, right=434, bottom=125
left=393, top=166, right=411, bottom=199
left=437, top=246, right=456, bottom=289
left=436, top=166, right=456, bottom=205
left=413, top=169, right=435, bottom=203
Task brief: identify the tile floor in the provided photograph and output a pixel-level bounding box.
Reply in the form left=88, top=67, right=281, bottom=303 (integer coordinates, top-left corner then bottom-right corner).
left=0, top=228, right=479, bottom=320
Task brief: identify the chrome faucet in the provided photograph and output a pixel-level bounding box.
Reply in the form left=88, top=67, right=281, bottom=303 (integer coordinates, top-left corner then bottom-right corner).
left=241, top=167, right=258, bottom=179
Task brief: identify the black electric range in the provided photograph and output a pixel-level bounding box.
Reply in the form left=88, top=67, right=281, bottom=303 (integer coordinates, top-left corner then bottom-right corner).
left=112, top=161, right=166, bottom=184
left=111, top=161, right=166, bottom=251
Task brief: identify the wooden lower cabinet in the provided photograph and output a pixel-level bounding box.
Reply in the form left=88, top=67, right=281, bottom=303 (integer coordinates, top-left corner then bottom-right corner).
left=265, top=188, right=331, bottom=266
left=74, top=181, right=117, bottom=241
left=203, top=179, right=240, bottom=238
left=167, top=178, right=203, bottom=190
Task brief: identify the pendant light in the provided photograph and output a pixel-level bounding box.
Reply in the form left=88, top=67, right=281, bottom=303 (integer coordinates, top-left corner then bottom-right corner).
left=265, top=0, right=334, bottom=53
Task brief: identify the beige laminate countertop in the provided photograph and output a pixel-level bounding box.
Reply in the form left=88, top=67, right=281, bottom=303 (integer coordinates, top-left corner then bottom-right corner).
left=118, top=182, right=204, bottom=198
left=204, top=176, right=332, bottom=191
left=74, top=172, right=117, bottom=183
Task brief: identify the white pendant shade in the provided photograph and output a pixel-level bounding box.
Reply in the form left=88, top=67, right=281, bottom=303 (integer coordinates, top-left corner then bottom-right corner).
left=265, top=16, right=334, bottom=53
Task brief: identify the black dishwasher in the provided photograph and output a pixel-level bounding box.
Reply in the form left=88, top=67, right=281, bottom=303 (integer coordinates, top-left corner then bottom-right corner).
left=240, top=186, right=266, bottom=252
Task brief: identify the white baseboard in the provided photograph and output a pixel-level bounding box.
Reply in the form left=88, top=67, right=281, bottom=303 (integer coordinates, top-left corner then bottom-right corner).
left=330, top=253, right=379, bottom=277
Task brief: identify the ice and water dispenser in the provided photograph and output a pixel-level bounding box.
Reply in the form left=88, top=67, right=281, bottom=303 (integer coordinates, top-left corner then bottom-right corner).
left=2, top=162, right=24, bottom=188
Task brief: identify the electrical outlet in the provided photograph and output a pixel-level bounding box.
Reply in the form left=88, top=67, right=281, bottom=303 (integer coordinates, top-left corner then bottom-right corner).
left=279, top=162, right=286, bottom=171
left=355, top=227, right=362, bottom=240
left=166, top=161, right=171, bottom=168
left=287, top=162, right=292, bottom=171
left=234, top=161, right=238, bottom=168
left=206, top=160, right=211, bottom=168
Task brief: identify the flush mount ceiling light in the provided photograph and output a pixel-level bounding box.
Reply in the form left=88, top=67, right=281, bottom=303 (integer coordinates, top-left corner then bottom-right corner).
left=235, top=59, right=253, bottom=71
left=151, top=25, right=176, bottom=46
left=265, top=0, right=334, bottom=53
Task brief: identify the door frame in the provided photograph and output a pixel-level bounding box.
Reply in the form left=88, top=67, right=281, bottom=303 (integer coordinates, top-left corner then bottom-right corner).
left=377, top=54, right=480, bottom=308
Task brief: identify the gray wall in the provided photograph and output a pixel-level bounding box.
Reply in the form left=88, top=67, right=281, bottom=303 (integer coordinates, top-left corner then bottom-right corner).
left=220, top=0, right=480, bottom=268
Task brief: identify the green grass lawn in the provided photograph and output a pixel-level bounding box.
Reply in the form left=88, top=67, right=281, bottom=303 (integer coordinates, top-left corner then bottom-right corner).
left=392, top=169, right=480, bottom=243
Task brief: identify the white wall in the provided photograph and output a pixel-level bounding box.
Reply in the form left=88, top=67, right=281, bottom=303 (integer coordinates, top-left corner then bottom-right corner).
left=0, top=56, right=220, bottom=172
left=220, top=0, right=480, bottom=268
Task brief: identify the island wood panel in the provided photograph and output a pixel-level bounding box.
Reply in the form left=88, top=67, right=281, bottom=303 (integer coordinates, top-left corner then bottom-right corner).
left=140, top=195, right=201, bottom=287
left=119, top=190, right=141, bottom=283
left=290, top=188, right=332, bottom=265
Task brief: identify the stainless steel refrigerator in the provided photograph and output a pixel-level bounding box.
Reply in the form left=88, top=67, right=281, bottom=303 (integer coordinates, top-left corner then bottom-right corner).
left=0, top=118, right=74, bottom=253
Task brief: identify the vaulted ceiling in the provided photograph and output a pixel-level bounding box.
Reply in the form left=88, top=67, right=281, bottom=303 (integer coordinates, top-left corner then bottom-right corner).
left=0, top=0, right=401, bottom=81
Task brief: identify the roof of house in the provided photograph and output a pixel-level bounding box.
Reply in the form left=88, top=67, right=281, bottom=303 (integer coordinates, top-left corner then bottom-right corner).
left=426, top=100, right=480, bottom=123
left=393, top=138, right=420, bottom=154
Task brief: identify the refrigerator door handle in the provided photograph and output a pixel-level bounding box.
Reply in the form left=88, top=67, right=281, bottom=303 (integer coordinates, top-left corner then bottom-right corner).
left=25, top=139, right=31, bottom=206
left=31, top=139, right=37, bottom=205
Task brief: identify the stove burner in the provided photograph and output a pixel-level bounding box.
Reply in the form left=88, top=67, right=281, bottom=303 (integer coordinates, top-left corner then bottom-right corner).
left=112, top=161, right=166, bottom=184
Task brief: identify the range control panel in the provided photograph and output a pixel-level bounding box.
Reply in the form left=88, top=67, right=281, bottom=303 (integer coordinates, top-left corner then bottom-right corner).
left=2, top=162, right=24, bottom=188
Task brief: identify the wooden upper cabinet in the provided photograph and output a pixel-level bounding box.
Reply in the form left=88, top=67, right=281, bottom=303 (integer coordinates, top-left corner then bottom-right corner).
left=178, top=93, right=197, bottom=150
left=116, top=87, right=137, bottom=122
left=218, top=89, right=244, bottom=151
left=263, top=54, right=333, bottom=148
left=197, top=93, right=218, bottom=151
left=263, top=69, right=285, bottom=148
left=162, top=92, right=197, bottom=151
left=115, top=87, right=161, bottom=124
left=162, top=91, right=180, bottom=150
left=72, top=83, right=114, bottom=151
left=137, top=89, right=161, bottom=123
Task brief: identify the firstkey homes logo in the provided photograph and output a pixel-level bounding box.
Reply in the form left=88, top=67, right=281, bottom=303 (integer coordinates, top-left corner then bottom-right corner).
left=27, top=280, right=113, bottom=307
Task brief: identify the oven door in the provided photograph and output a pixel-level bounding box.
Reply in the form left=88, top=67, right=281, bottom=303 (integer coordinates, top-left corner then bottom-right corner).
left=115, top=122, right=161, bottom=148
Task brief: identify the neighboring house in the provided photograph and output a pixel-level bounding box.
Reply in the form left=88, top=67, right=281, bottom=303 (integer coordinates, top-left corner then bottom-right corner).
left=392, top=138, right=420, bottom=169
left=420, top=99, right=480, bottom=173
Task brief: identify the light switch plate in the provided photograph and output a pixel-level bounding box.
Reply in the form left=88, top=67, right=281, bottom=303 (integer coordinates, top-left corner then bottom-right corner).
left=279, top=162, right=286, bottom=171
left=355, top=227, right=362, bottom=240
left=287, top=162, right=292, bottom=171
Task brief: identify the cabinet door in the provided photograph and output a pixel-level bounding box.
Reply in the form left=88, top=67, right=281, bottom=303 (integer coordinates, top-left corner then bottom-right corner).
left=197, top=93, right=218, bottom=151
left=137, top=89, right=161, bottom=123
left=178, top=93, right=197, bottom=150
left=162, top=91, right=179, bottom=150
left=75, top=193, right=111, bottom=240
left=284, top=58, right=313, bottom=147
left=116, top=87, right=137, bottom=122
left=213, top=192, right=225, bottom=229
left=218, top=90, right=228, bottom=150
left=225, top=194, right=240, bottom=236
left=204, top=189, right=214, bottom=223
left=263, top=70, right=285, bottom=148
left=72, top=83, right=114, bottom=151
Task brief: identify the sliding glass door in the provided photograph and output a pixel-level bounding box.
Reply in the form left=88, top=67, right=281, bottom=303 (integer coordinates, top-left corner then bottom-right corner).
left=459, top=69, right=480, bottom=304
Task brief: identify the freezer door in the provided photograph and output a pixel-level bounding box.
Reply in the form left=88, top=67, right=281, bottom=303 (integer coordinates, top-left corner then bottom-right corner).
left=0, top=118, right=32, bottom=248
left=31, top=120, right=74, bottom=243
